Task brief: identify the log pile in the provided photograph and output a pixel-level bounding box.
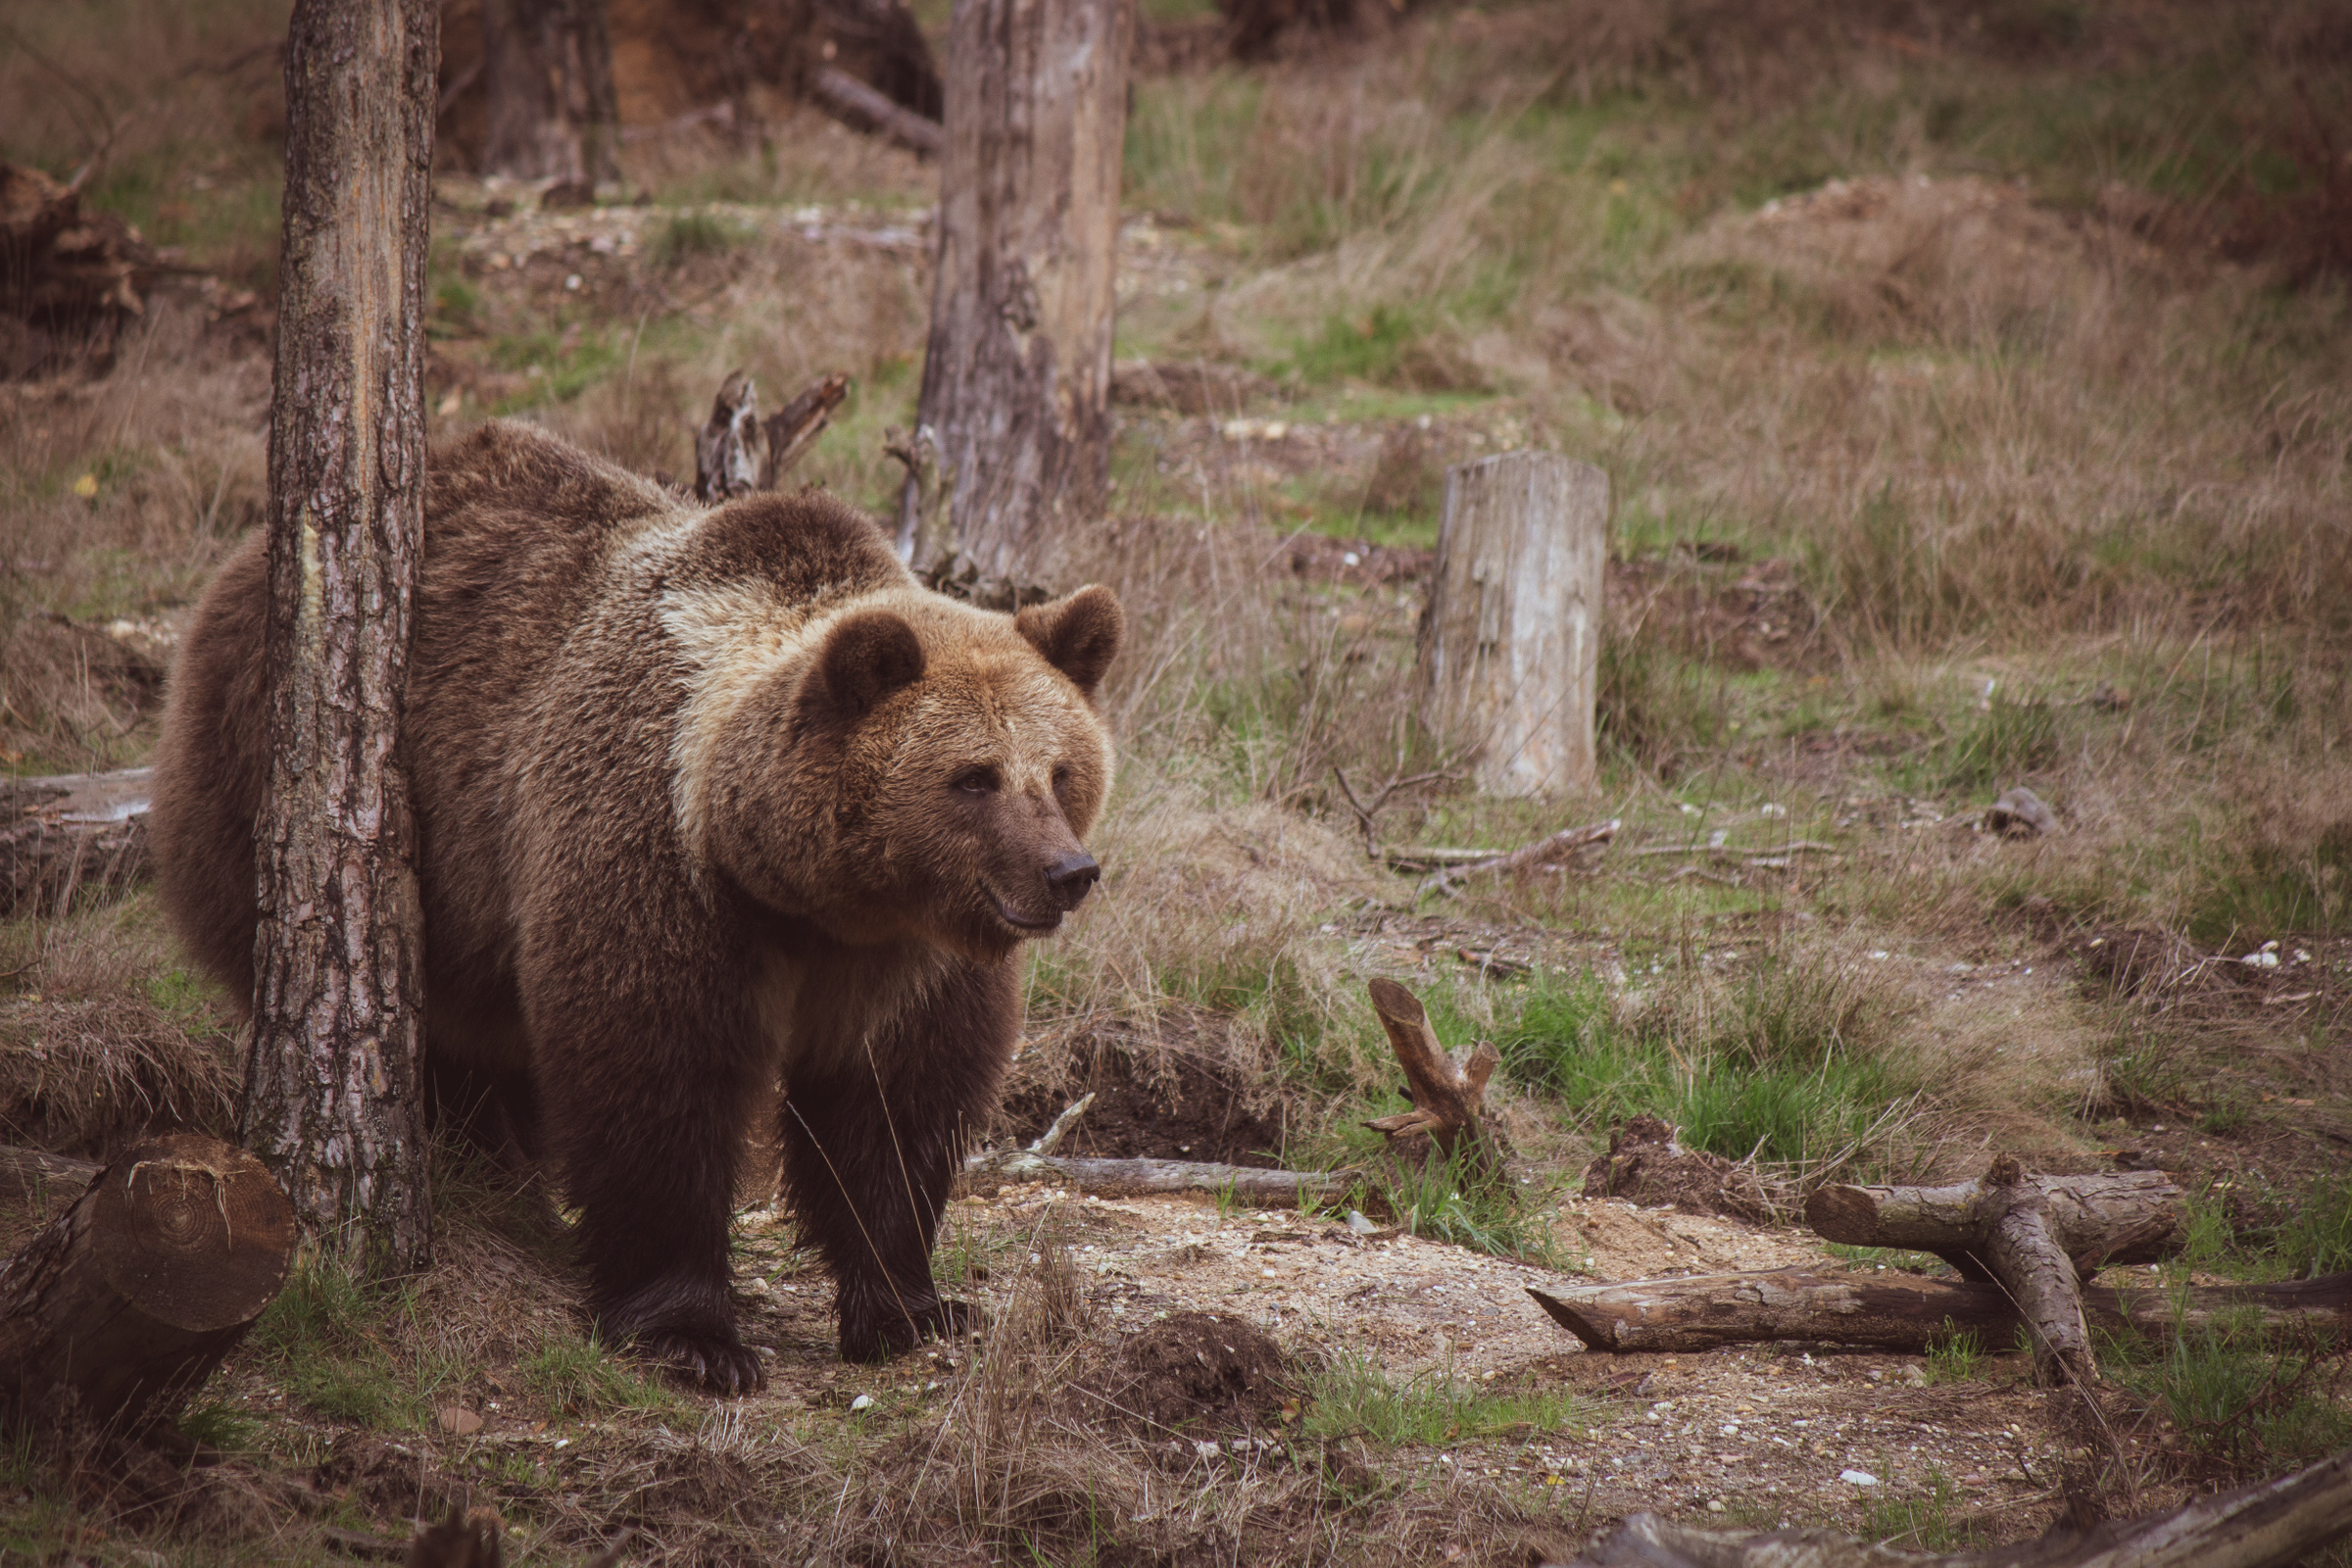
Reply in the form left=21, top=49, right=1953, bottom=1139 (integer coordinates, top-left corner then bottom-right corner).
left=0, top=1134, right=295, bottom=1433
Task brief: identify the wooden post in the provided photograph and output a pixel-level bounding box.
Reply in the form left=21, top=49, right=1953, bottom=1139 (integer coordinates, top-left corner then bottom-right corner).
left=1416, top=452, right=1608, bottom=797
left=248, top=0, right=438, bottom=1274
left=0, top=1135, right=295, bottom=1432
left=904, top=0, right=1133, bottom=581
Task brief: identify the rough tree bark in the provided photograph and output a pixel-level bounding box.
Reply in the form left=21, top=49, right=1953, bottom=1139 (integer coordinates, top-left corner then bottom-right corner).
left=249, top=0, right=438, bottom=1274
left=900, top=0, right=1133, bottom=582
left=0, top=1135, right=295, bottom=1432
left=481, top=0, right=618, bottom=185
left=1526, top=1268, right=2352, bottom=1355
left=1416, top=451, right=1609, bottom=797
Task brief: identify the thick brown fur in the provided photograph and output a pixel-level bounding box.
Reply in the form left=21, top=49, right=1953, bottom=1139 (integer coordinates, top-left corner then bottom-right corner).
left=149, top=420, right=1121, bottom=1391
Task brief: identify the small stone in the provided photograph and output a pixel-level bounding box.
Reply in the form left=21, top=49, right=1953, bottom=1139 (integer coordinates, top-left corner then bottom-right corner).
left=850, top=1394, right=874, bottom=1412
left=1706, top=1498, right=1726, bottom=1513
left=1346, top=1209, right=1378, bottom=1235
left=436, top=1405, right=483, bottom=1436
left=1840, top=1469, right=1880, bottom=1487
left=1896, top=1364, right=1927, bottom=1387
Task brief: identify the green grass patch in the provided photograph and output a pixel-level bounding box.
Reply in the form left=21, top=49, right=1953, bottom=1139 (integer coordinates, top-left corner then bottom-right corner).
left=649, top=210, right=747, bottom=270
left=1863, top=1471, right=1982, bottom=1551
left=1300, top=1352, right=1592, bottom=1446
left=1494, top=959, right=1922, bottom=1175
left=2109, top=1313, right=2352, bottom=1473
left=519, top=1332, right=676, bottom=1419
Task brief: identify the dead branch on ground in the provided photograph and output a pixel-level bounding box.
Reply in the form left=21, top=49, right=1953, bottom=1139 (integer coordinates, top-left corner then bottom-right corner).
left=1527, top=1267, right=2352, bottom=1355
left=1418, top=818, right=1618, bottom=897
left=1550, top=1443, right=2352, bottom=1566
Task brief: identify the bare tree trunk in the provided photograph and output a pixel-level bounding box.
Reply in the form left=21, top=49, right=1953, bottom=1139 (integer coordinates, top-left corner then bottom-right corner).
left=249, top=0, right=438, bottom=1275
left=902, top=0, right=1133, bottom=582
left=481, top=0, right=618, bottom=184
left=1416, top=452, right=1609, bottom=797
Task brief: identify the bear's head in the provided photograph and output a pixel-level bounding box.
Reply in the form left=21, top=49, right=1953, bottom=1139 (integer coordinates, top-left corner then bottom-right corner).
left=704, top=584, right=1123, bottom=957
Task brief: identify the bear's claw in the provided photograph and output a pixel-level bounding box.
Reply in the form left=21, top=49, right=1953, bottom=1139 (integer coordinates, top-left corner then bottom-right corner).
left=638, top=1326, right=767, bottom=1394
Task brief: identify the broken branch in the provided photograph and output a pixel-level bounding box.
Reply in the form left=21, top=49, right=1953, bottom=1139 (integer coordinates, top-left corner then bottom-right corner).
left=1418, top=817, right=1618, bottom=897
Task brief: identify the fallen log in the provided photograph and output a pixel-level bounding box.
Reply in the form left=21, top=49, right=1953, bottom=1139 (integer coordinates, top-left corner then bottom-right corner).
left=0, top=1133, right=295, bottom=1432
left=1806, top=1155, right=2181, bottom=1386
left=1805, top=1167, right=2183, bottom=1278
left=960, top=1149, right=1355, bottom=1203
left=1525, top=1267, right=2352, bottom=1354
left=0, top=1144, right=103, bottom=1205
left=2, top=767, right=155, bottom=918
left=1362, top=976, right=1500, bottom=1165
left=1553, top=1442, right=2352, bottom=1567
left=1418, top=817, right=1618, bottom=896
left=809, top=66, right=945, bottom=157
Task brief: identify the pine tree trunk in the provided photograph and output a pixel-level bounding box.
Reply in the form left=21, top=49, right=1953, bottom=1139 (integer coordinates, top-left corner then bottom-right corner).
left=250, top=0, right=437, bottom=1275
left=1417, top=452, right=1608, bottom=797
left=481, top=0, right=619, bottom=184
left=903, top=0, right=1132, bottom=581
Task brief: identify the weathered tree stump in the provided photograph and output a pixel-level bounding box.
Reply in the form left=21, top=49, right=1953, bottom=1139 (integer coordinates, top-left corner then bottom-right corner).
left=1362, top=978, right=1502, bottom=1166
left=0, top=1134, right=295, bottom=1432
left=1416, top=451, right=1608, bottom=797
left=1524, top=1266, right=2352, bottom=1355
left=903, top=0, right=1133, bottom=582
left=693, top=370, right=850, bottom=503
left=1552, top=1443, right=2352, bottom=1566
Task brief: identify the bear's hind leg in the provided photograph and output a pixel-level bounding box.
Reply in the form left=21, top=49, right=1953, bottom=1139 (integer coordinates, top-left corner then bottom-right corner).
left=778, top=961, right=1013, bottom=1361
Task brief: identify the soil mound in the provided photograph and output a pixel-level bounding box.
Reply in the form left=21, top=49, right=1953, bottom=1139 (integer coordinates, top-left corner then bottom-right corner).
left=1092, top=1311, right=1291, bottom=1435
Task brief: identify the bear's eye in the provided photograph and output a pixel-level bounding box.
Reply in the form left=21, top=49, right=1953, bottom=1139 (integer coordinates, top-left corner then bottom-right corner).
left=952, top=766, right=999, bottom=797
left=1051, top=764, right=1072, bottom=795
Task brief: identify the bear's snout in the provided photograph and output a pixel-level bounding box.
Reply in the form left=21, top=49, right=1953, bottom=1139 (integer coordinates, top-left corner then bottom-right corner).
left=1045, top=851, right=1100, bottom=910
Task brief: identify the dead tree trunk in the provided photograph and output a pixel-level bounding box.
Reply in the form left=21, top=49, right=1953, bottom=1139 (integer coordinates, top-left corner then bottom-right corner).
left=1525, top=1268, right=2352, bottom=1354
left=249, top=0, right=438, bottom=1274
left=1805, top=1168, right=2184, bottom=1276
left=1556, top=1444, right=2352, bottom=1567
left=900, top=0, right=1133, bottom=582
left=694, top=369, right=852, bottom=502
left=481, top=0, right=618, bottom=185
left=0, top=1135, right=295, bottom=1432
left=1362, top=977, right=1502, bottom=1166
left=1806, top=1158, right=2183, bottom=1386
left=1416, top=452, right=1608, bottom=797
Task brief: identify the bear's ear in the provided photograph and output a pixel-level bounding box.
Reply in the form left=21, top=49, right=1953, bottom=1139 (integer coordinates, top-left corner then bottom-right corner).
left=811, top=609, right=925, bottom=720
left=1015, top=585, right=1123, bottom=699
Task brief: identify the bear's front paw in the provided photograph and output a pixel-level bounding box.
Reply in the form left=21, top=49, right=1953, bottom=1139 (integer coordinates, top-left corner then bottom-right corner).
left=636, top=1325, right=768, bottom=1394
left=840, top=1295, right=986, bottom=1362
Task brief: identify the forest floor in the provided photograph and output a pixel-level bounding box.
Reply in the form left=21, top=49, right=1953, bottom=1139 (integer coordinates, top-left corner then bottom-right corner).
left=5, top=0, right=2351, bottom=1562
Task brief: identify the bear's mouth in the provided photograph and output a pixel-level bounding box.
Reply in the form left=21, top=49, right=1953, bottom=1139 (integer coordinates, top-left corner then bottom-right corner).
left=989, top=895, right=1061, bottom=933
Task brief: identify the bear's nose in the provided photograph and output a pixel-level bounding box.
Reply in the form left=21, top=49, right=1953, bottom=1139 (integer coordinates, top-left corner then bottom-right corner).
left=1046, top=852, right=1100, bottom=909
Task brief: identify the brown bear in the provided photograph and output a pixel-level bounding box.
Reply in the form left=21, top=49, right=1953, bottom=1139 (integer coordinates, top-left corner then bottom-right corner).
left=149, top=420, right=1120, bottom=1392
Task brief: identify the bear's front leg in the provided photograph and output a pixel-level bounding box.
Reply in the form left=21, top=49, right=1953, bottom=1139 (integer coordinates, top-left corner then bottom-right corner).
left=524, top=929, right=773, bottom=1394
left=777, top=960, right=1014, bottom=1361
